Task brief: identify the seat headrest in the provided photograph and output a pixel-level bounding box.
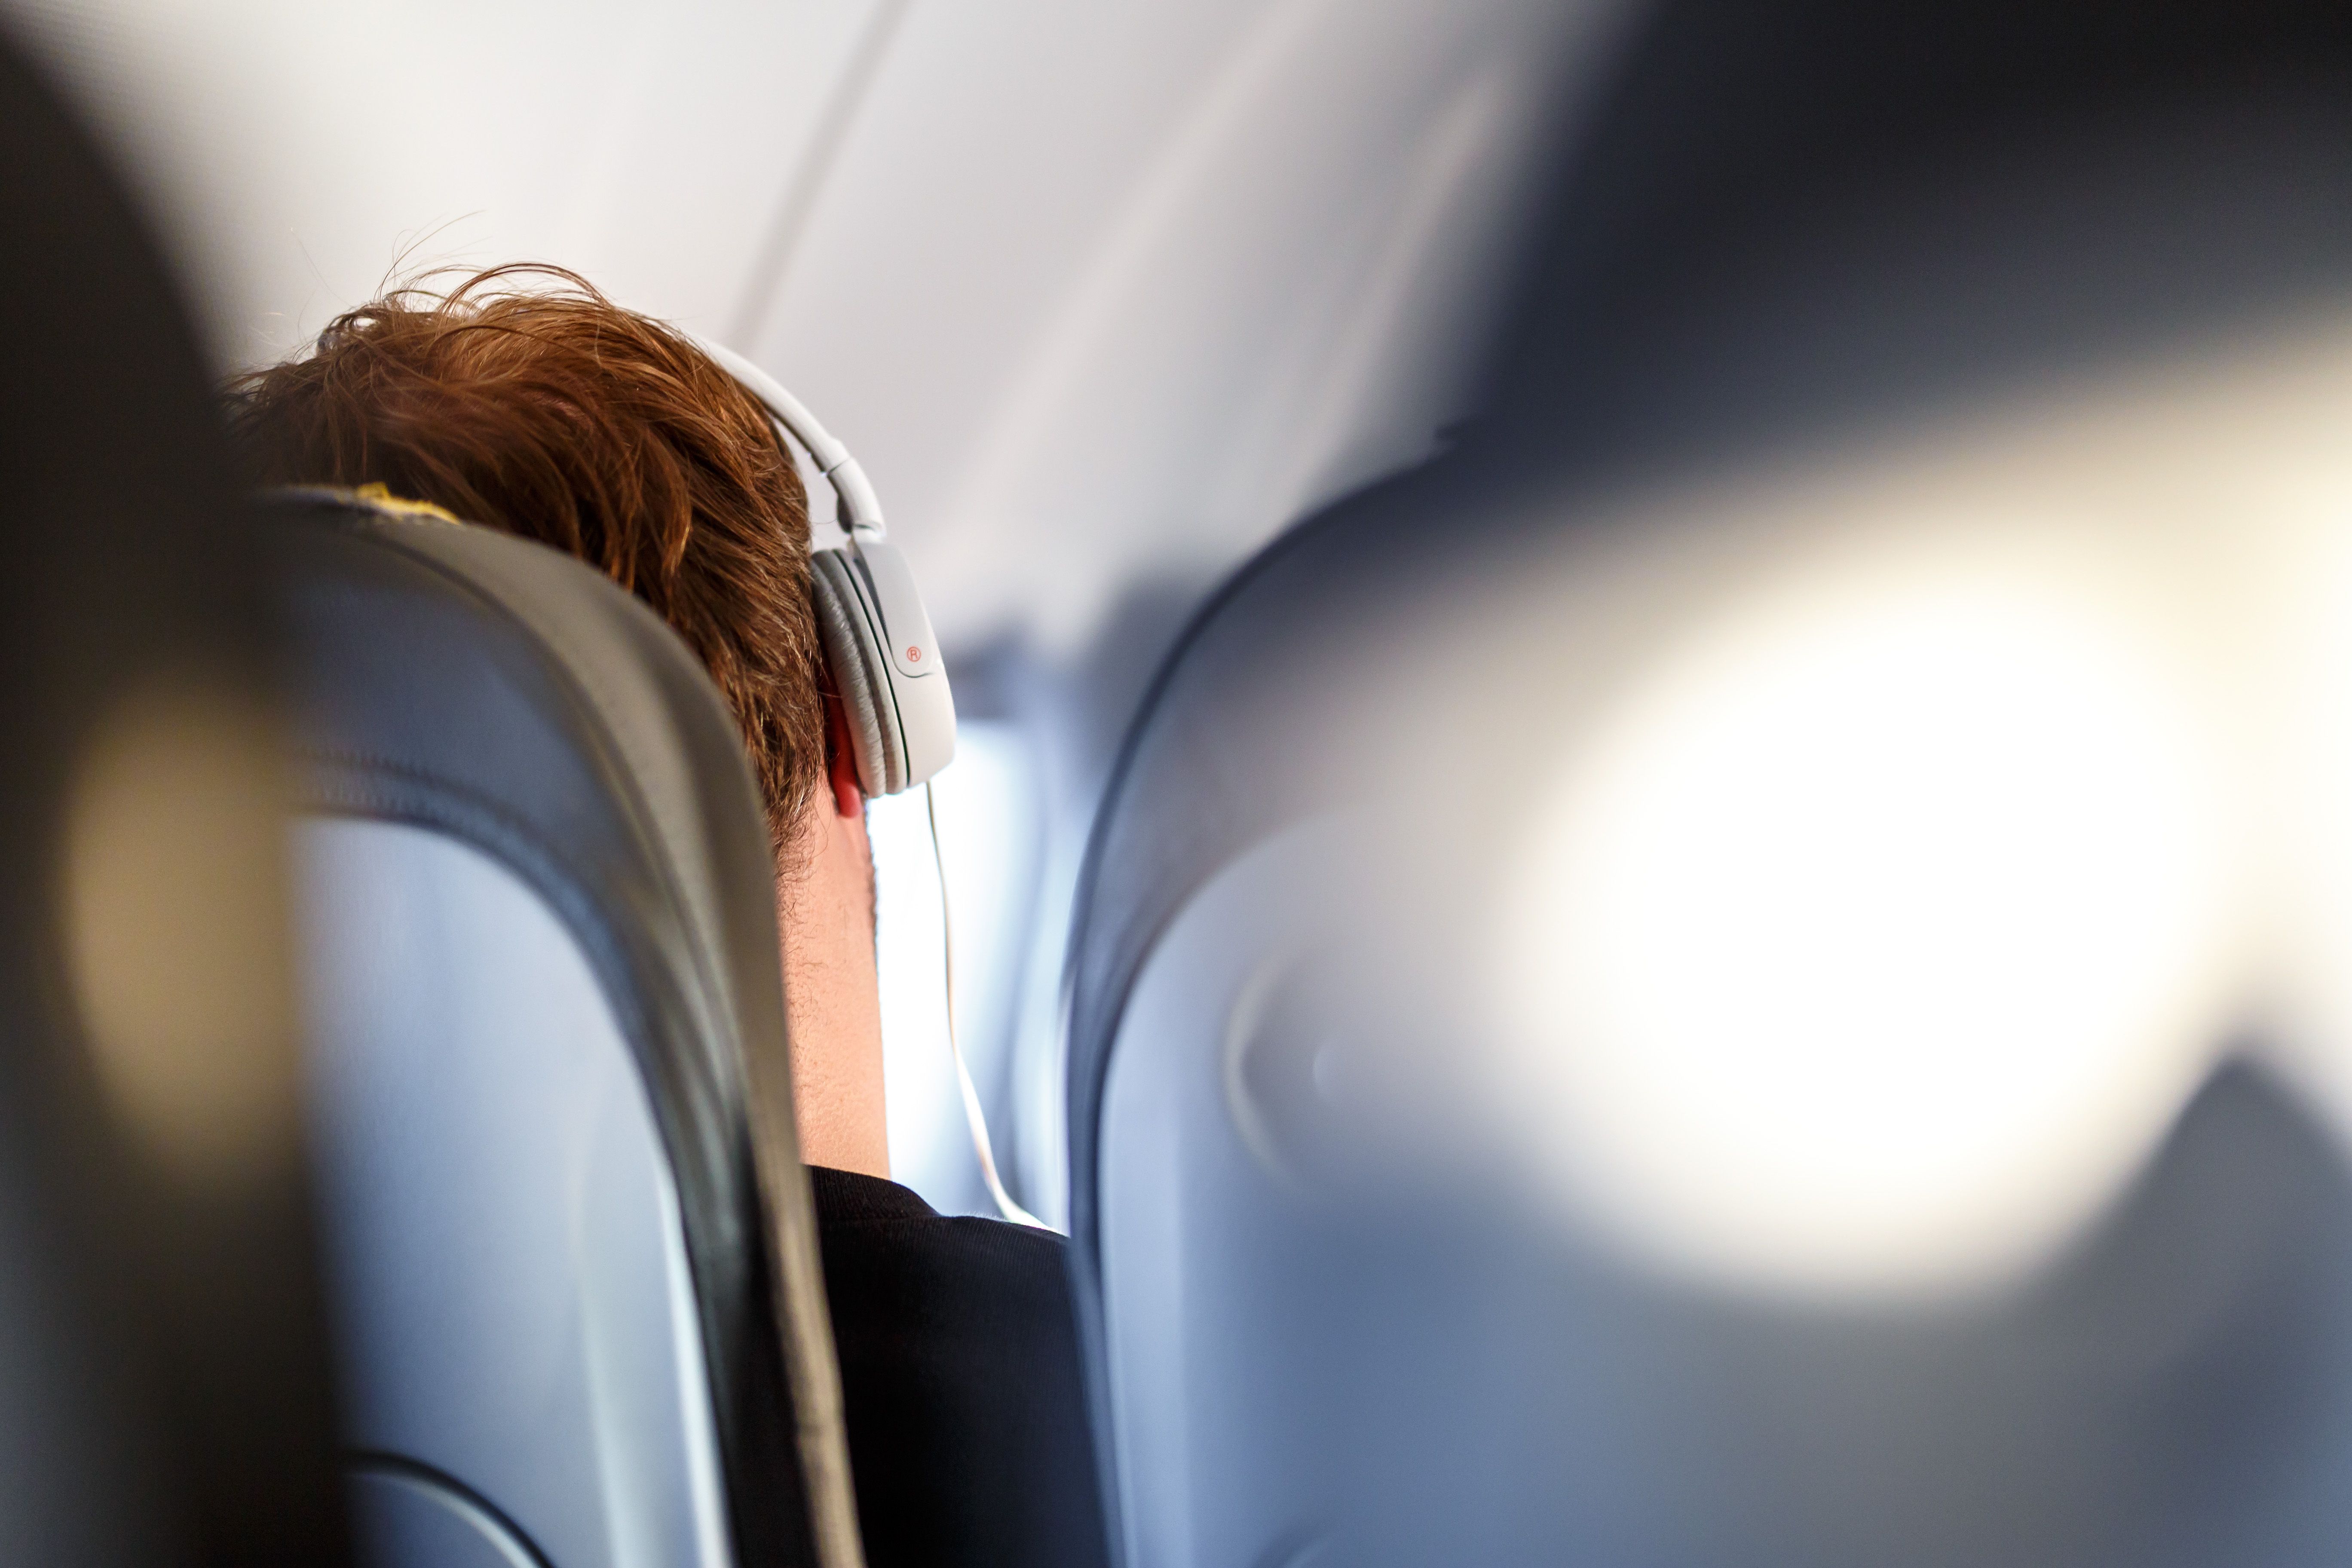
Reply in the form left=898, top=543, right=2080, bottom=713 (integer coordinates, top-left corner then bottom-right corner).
left=1067, top=0, right=2352, bottom=1288
left=273, top=488, right=858, bottom=1568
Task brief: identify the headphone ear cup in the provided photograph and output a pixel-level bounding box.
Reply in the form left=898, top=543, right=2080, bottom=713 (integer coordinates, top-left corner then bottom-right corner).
left=810, top=548, right=907, bottom=796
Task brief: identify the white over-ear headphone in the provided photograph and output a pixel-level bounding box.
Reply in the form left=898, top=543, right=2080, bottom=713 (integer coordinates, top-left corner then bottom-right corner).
left=693, top=337, right=1045, bottom=1226
left=689, top=335, right=956, bottom=797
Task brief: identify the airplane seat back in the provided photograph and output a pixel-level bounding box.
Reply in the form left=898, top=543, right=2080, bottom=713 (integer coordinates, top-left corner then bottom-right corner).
left=0, top=33, right=352, bottom=1565
left=1067, top=2, right=2352, bottom=1565
left=1065, top=389, right=1504, bottom=1568
left=275, top=490, right=854, bottom=1568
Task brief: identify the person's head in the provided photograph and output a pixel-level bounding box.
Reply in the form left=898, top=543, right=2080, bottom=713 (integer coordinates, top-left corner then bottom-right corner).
left=230, top=263, right=832, bottom=854
left=227, top=263, right=891, bottom=1174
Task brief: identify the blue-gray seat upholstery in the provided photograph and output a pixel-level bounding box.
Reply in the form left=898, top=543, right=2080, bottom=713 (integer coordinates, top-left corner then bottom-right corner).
left=278, top=492, right=856, bottom=1568
left=1065, top=3, right=2352, bottom=1565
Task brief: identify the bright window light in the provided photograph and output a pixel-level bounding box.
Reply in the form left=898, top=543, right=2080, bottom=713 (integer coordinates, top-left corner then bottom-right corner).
left=869, top=720, right=1044, bottom=1214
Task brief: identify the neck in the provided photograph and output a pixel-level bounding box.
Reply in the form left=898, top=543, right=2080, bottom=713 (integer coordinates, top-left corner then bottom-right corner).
left=778, top=804, right=889, bottom=1177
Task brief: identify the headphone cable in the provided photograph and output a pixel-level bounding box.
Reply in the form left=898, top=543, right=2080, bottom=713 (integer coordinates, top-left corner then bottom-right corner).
left=925, top=780, right=1049, bottom=1228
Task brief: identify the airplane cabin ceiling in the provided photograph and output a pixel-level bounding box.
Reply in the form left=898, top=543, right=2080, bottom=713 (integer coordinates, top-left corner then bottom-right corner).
left=6, top=0, right=1604, bottom=651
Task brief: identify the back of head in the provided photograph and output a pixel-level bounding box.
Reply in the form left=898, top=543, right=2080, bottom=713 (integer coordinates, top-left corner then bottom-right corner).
left=225, top=266, right=828, bottom=857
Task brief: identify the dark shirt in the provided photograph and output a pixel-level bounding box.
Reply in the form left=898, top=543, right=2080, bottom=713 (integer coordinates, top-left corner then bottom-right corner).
left=807, top=1167, right=1112, bottom=1568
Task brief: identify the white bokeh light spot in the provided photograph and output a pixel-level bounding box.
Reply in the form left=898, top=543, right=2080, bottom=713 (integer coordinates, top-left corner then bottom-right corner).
left=1491, top=548, right=2239, bottom=1296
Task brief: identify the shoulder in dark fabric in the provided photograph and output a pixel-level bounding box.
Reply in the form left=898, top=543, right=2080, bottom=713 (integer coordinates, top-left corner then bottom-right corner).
left=807, top=1167, right=1112, bottom=1568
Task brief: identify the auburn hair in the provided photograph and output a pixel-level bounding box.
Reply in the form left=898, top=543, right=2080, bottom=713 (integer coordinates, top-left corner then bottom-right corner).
left=225, top=264, right=828, bottom=863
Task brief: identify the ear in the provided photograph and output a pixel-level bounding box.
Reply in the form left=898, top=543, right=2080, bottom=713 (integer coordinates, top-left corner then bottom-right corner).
left=823, top=691, right=866, bottom=821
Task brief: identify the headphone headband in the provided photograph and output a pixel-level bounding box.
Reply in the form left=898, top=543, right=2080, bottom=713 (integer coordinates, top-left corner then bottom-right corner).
left=688, top=334, right=886, bottom=536
left=678, top=328, right=955, bottom=796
